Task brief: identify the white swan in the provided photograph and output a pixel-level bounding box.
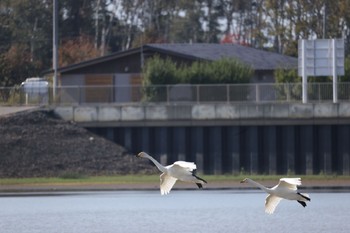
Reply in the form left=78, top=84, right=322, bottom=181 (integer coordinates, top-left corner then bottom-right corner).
left=240, top=177, right=311, bottom=214
left=137, top=152, right=207, bottom=195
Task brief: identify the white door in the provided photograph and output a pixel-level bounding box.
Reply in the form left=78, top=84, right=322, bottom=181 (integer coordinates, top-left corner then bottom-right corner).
left=114, top=74, right=130, bottom=102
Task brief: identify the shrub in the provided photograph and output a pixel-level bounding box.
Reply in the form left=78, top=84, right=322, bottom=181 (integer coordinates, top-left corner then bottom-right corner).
left=274, top=67, right=301, bottom=101
left=143, top=57, right=253, bottom=85
left=142, top=56, right=181, bottom=101
left=143, top=56, right=180, bottom=85
left=142, top=57, right=253, bottom=101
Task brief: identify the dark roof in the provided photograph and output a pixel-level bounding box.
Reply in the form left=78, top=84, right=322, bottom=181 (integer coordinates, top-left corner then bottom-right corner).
left=43, top=47, right=140, bottom=74
left=145, top=43, right=298, bottom=70
left=44, top=43, right=297, bottom=74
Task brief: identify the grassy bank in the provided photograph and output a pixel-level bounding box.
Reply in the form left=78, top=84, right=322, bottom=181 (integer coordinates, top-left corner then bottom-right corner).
left=1, top=174, right=349, bottom=186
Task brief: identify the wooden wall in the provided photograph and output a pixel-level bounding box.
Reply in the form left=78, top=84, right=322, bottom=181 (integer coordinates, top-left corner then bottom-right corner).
left=85, top=75, right=113, bottom=103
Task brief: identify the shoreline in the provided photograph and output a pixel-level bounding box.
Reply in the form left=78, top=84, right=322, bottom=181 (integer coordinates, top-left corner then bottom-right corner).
left=1, top=179, right=350, bottom=193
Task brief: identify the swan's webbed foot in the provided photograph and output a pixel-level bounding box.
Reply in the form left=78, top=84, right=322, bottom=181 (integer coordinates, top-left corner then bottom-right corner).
left=297, top=201, right=307, bottom=207
left=192, top=173, right=207, bottom=184
left=297, top=192, right=311, bottom=201
left=196, top=183, right=203, bottom=189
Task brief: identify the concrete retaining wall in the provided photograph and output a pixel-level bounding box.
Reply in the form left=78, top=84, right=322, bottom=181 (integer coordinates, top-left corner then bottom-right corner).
left=53, top=103, right=350, bottom=175
left=54, top=102, right=350, bottom=126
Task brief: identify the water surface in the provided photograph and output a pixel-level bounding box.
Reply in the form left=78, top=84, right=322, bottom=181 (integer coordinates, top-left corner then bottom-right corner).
left=0, top=190, right=349, bottom=233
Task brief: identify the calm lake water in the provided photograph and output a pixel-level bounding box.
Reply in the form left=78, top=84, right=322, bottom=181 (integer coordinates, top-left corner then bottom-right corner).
left=0, top=190, right=349, bottom=233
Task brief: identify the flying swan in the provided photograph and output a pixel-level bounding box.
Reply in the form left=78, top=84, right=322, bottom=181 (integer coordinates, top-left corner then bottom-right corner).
left=240, top=177, right=311, bottom=214
left=137, top=152, right=207, bottom=195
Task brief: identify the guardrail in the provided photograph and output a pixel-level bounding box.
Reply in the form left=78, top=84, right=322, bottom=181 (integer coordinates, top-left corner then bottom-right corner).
left=1, top=82, right=350, bottom=105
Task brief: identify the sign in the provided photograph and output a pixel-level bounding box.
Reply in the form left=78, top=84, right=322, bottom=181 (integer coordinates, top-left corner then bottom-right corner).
left=298, top=39, right=344, bottom=76
left=298, top=39, right=345, bottom=103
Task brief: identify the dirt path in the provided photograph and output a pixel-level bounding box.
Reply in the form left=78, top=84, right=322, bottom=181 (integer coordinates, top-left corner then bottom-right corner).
left=1, top=178, right=349, bottom=193
left=0, top=106, right=39, bottom=116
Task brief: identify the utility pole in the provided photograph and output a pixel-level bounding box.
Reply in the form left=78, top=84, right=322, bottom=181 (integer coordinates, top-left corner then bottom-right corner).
left=53, top=0, right=58, bottom=100
left=323, top=2, right=326, bottom=38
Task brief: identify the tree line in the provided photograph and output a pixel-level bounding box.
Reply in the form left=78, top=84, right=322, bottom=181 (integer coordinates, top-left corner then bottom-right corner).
left=1, top=0, right=350, bottom=86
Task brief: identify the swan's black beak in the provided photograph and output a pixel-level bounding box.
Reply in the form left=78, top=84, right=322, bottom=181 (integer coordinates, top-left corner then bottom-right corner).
left=240, top=180, right=245, bottom=183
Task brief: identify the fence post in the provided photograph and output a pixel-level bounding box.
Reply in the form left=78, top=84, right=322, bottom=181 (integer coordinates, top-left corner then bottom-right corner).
left=226, top=84, right=230, bottom=103
left=332, top=39, right=338, bottom=103
left=166, top=85, right=170, bottom=103
left=301, top=39, right=308, bottom=103
left=196, top=85, right=200, bottom=103
left=79, top=86, right=81, bottom=104
left=286, top=83, right=290, bottom=102
left=255, top=84, right=260, bottom=103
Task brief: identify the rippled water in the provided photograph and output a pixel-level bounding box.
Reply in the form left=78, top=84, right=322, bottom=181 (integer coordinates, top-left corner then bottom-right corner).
left=0, top=190, right=349, bottom=233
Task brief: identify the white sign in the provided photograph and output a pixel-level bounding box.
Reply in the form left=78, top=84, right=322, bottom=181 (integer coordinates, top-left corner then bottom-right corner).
left=298, top=39, right=344, bottom=76
left=298, top=39, right=345, bottom=103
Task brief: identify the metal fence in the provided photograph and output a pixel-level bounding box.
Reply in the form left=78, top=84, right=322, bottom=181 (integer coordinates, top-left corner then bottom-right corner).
left=1, top=83, right=350, bottom=105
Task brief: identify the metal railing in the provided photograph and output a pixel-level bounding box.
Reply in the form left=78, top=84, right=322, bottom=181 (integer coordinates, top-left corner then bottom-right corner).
left=1, top=83, right=350, bottom=105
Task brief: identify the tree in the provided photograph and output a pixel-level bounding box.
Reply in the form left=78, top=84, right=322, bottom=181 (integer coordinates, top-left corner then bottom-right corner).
left=131, top=0, right=198, bottom=46
left=3, top=0, right=350, bottom=89
left=0, top=0, right=12, bottom=54
left=60, top=0, right=95, bottom=38
left=168, top=1, right=205, bottom=43
left=109, top=0, right=142, bottom=50
left=0, top=0, right=52, bottom=67
left=199, top=0, right=222, bottom=43
left=218, top=0, right=255, bottom=46
left=58, top=35, right=101, bottom=67
left=0, top=44, right=40, bottom=87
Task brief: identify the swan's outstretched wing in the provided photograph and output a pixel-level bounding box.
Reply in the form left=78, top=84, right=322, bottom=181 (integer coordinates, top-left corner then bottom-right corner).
left=168, top=163, right=198, bottom=182
left=278, top=178, right=301, bottom=190
left=265, top=194, right=282, bottom=214
left=173, top=161, right=196, bottom=171
left=160, top=173, right=177, bottom=195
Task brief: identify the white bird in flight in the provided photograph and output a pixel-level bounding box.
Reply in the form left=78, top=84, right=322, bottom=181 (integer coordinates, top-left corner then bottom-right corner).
left=137, top=152, right=207, bottom=195
left=240, top=177, right=311, bottom=214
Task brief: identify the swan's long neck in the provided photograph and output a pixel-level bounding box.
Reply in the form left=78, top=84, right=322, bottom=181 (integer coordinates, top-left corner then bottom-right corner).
left=144, top=154, right=167, bottom=173
left=245, top=178, right=271, bottom=193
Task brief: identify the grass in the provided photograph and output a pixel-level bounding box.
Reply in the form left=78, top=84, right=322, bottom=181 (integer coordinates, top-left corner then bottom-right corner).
left=0, top=174, right=349, bottom=186
left=0, top=175, right=159, bottom=186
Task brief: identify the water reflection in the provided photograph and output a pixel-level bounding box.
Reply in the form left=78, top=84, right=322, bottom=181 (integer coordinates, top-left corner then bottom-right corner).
left=0, top=190, right=349, bottom=233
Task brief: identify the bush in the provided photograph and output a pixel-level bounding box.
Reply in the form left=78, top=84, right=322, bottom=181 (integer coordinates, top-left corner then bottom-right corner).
left=209, top=58, right=252, bottom=84
left=142, top=56, right=181, bottom=101
left=143, top=57, right=253, bottom=85
left=181, top=58, right=252, bottom=84
left=274, top=68, right=301, bottom=101
left=143, top=56, right=180, bottom=85
left=142, top=57, right=253, bottom=101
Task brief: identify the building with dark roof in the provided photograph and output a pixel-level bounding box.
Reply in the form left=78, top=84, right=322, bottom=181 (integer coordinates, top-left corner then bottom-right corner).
left=45, top=43, right=297, bottom=103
